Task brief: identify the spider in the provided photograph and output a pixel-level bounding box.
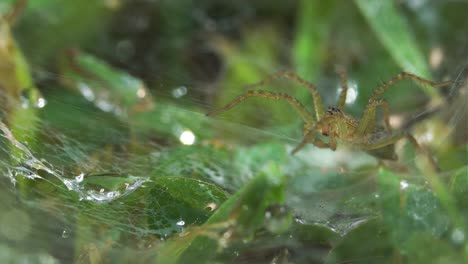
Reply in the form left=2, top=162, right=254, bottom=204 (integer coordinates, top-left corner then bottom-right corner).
left=207, top=70, right=452, bottom=169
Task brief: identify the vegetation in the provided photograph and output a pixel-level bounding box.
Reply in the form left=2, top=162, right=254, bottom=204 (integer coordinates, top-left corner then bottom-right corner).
left=0, top=0, right=466, bottom=263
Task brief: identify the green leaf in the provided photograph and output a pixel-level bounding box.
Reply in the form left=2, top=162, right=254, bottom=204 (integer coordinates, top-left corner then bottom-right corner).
left=404, top=232, right=463, bottom=264
left=154, top=162, right=286, bottom=264
left=131, top=103, right=213, bottom=145
left=59, top=50, right=153, bottom=113
left=147, top=177, right=228, bottom=236
left=449, top=166, right=468, bottom=209
left=326, top=218, right=393, bottom=264
left=377, top=169, right=450, bottom=251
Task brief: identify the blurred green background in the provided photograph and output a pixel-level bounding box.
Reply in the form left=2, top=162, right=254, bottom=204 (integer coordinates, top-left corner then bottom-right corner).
left=0, top=0, right=467, bottom=263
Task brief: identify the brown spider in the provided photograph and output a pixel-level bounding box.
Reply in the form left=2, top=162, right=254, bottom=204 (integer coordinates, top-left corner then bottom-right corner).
left=207, top=70, right=452, bottom=169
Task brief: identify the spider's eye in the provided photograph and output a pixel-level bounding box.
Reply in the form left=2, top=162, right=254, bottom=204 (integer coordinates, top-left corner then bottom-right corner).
left=326, top=106, right=341, bottom=115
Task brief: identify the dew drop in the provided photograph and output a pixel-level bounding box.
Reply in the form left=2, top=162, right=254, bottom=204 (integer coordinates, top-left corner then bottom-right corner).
left=176, top=220, right=185, bottom=226
left=136, top=86, right=147, bottom=98
left=179, top=130, right=196, bottom=145
left=96, top=100, right=114, bottom=113
left=75, top=173, right=84, bottom=183
left=62, top=230, right=69, bottom=238
left=107, top=191, right=119, bottom=198
left=205, top=202, right=217, bottom=212
left=36, top=97, right=47, bottom=108
left=78, top=83, right=95, bottom=101
left=172, top=86, right=188, bottom=98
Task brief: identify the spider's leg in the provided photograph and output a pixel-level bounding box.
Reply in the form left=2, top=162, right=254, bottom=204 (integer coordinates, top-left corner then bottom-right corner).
left=370, top=72, right=452, bottom=101
left=291, top=124, right=334, bottom=154
left=206, top=90, right=316, bottom=124
left=357, top=99, right=391, bottom=136
left=337, top=69, right=349, bottom=109
left=361, top=132, right=406, bottom=150
left=243, top=70, right=325, bottom=120
left=329, top=133, right=337, bottom=151
left=4, top=0, right=27, bottom=25
left=291, top=134, right=311, bottom=155
left=360, top=132, right=440, bottom=171
left=292, top=134, right=331, bottom=154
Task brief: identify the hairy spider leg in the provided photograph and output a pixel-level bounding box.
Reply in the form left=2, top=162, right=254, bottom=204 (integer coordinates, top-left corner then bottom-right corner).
left=4, top=0, right=27, bottom=25
left=360, top=132, right=440, bottom=171
left=357, top=99, right=392, bottom=136
left=242, top=70, right=325, bottom=121
left=337, top=69, right=349, bottom=109
left=291, top=123, right=336, bottom=154
left=370, top=72, right=452, bottom=101
left=206, top=90, right=316, bottom=125
left=358, top=72, right=452, bottom=136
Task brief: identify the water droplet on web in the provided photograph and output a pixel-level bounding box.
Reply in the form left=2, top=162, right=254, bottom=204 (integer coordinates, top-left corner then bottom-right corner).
left=172, top=86, right=188, bottom=98
left=176, top=220, right=185, bottom=226
left=36, top=97, right=47, bottom=108
left=136, top=86, right=147, bottom=98
left=205, top=202, right=217, bottom=212
left=75, top=173, right=84, bottom=183
left=1, top=121, right=148, bottom=203
left=61, top=230, right=69, bottom=238
left=78, top=83, right=95, bottom=101
left=294, top=218, right=305, bottom=225
left=96, top=99, right=115, bottom=113
left=107, top=191, right=119, bottom=198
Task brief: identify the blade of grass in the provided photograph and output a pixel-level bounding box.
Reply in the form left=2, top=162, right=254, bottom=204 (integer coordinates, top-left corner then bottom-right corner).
left=354, top=0, right=440, bottom=100
left=292, top=0, right=332, bottom=101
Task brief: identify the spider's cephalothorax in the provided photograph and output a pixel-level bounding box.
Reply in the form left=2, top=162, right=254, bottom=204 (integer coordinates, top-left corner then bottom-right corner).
left=308, top=106, right=356, bottom=142
left=207, top=70, right=452, bottom=169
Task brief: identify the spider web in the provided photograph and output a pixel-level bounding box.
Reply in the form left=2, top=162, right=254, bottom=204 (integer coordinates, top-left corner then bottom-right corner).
left=0, top=68, right=465, bottom=262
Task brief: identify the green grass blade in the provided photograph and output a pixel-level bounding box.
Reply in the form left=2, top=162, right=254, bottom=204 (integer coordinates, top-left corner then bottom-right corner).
left=354, top=0, right=439, bottom=99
